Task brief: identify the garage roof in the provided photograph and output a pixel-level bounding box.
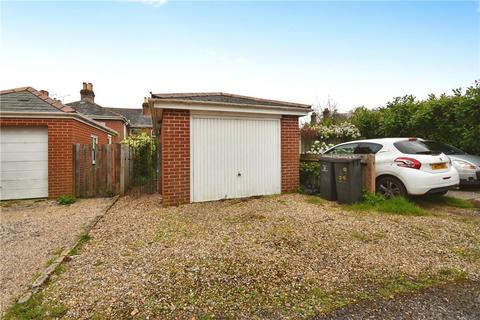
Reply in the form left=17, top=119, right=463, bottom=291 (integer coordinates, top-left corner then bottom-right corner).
left=151, top=92, right=311, bottom=109
left=0, top=87, right=75, bottom=113
left=0, top=87, right=117, bottom=135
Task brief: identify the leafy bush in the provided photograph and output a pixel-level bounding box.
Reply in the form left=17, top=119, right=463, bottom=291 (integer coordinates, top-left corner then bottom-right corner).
left=350, top=81, right=480, bottom=154
left=57, top=195, right=76, bottom=205
left=361, top=192, right=386, bottom=206
left=300, top=161, right=321, bottom=178
left=299, top=161, right=321, bottom=193
left=122, top=133, right=156, bottom=186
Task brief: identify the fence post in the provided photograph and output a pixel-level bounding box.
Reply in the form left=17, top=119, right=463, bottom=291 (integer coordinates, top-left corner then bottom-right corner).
left=107, top=144, right=112, bottom=195
left=365, top=154, right=375, bottom=193
left=120, top=144, right=126, bottom=195
left=73, top=144, right=80, bottom=197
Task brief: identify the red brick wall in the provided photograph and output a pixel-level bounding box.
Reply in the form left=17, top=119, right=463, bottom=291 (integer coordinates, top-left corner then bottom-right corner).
left=161, top=109, right=190, bottom=205
left=281, top=115, right=300, bottom=192
left=71, top=120, right=109, bottom=145
left=0, top=117, right=110, bottom=198
left=102, top=119, right=126, bottom=142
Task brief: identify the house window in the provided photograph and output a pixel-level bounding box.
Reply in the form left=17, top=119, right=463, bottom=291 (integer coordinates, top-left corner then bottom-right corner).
left=91, top=135, right=98, bottom=164
left=107, top=135, right=112, bottom=144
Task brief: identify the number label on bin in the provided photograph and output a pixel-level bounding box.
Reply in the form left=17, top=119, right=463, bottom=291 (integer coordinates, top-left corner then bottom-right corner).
left=337, top=166, right=348, bottom=183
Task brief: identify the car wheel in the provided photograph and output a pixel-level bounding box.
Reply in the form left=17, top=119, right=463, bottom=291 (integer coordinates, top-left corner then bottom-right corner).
left=376, top=176, right=407, bottom=198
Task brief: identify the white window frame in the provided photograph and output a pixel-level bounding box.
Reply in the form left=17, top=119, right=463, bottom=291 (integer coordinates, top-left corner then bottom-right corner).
left=107, top=134, right=112, bottom=144
left=91, top=135, right=98, bottom=165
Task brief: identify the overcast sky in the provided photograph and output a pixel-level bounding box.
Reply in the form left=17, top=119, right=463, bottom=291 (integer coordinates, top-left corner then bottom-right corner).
left=1, top=0, right=478, bottom=111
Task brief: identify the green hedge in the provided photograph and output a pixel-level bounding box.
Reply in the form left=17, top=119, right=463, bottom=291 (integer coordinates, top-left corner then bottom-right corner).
left=350, top=81, right=480, bottom=154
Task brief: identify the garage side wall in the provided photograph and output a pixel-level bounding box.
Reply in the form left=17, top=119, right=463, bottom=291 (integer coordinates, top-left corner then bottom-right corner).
left=281, top=115, right=300, bottom=192
left=0, top=118, right=110, bottom=198
left=161, top=109, right=190, bottom=205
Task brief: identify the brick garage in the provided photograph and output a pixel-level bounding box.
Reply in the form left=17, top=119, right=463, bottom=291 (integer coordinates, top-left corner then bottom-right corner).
left=0, top=87, right=116, bottom=200
left=150, top=93, right=311, bottom=205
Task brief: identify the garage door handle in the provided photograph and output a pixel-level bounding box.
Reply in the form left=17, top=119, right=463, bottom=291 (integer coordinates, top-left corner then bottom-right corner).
left=237, top=172, right=241, bottom=177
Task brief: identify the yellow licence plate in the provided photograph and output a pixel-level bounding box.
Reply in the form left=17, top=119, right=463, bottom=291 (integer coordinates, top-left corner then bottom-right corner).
left=431, top=163, right=447, bottom=170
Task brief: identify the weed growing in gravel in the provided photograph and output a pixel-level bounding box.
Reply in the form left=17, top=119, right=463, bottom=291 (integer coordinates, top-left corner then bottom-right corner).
left=69, top=232, right=91, bottom=256
left=305, top=195, right=325, bottom=205
left=351, top=231, right=370, bottom=242
left=56, top=195, right=76, bottom=205
left=0, top=200, right=20, bottom=208
left=4, top=293, right=67, bottom=320
left=53, top=263, right=67, bottom=276
left=416, top=194, right=474, bottom=209
left=377, top=268, right=468, bottom=299
left=347, top=193, right=427, bottom=216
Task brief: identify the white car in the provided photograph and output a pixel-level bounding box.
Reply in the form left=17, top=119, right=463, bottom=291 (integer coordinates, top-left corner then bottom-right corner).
left=323, top=138, right=460, bottom=197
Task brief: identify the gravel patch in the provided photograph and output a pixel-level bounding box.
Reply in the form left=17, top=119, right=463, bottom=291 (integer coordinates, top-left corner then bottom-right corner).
left=315, top=280, right=480, bottom=320
left=40, top=194, right=480, bottom=319
left=0, top=197, right=115, bottom=315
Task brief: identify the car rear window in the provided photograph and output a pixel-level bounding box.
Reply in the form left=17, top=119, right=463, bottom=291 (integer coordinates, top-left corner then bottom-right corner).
left=423, top=140, right=466, bottom=155
left=393, top=140, right=440, bottom=155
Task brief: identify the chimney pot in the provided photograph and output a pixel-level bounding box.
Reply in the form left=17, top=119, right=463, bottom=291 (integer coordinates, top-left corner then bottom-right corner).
left=80, top=82, right=95, bottom=103
left=142, top=97, right=150, bottom=116
left=39, top=90, right=49, bottom=98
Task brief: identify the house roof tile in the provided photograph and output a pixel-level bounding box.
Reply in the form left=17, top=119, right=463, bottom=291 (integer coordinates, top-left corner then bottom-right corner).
left=66, top=100, right=125, bottom=120
left=106, top=108, right=152, bottom=127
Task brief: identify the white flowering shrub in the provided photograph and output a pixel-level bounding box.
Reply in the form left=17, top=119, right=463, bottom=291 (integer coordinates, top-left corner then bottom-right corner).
left=301, top=121, right=361, bottom=154
left=306, top=141, right=335, bottom=154
left=301, top=121, right=360, bottom=144
left=314, top=122, right=361, bottom=142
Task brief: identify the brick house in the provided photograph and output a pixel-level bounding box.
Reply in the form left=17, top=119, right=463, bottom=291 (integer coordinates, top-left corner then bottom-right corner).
left=149, top=92, right=311, bottom=205
left=66, top=83, right=128, bottom=142
left=106, top=98, right=153, bottom=136
left=0, top=87, right=117, bottom=200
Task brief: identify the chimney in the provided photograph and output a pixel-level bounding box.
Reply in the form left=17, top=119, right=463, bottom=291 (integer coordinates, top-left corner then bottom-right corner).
left=39, top=90, right=49, bottom=98
left=142, top=97, right=150, bottom=116
left=322, top=107, right=330, bottom=120
left=310, top=112, right=317, bottom=124
left=80, top=82, right=95, bottom=103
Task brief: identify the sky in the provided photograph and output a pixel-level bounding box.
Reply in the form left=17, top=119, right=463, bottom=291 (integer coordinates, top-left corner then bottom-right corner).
left=0, top=0, right=479, bottom=112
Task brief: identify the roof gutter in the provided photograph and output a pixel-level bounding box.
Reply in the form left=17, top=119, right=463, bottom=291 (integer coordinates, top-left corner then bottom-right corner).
left=0, top=111, right=118, bottom=135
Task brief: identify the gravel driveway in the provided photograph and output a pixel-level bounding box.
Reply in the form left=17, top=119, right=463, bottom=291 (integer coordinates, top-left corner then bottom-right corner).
left=35, top=193, right=479, bottom=319
left=315, top=280, right=480, bottom=320
left=0, top=197, right=115, bottom=315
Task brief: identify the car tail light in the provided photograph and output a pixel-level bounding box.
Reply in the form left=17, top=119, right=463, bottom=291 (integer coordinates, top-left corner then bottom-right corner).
left=408, top=137, right=417, bottom=141
left=394, top=157, right=422, bottom=169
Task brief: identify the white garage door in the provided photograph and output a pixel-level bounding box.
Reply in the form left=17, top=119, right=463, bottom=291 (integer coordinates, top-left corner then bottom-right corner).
left=191, top=114, right=281, bottom=202
left=0, top=127, right=48, bottom=200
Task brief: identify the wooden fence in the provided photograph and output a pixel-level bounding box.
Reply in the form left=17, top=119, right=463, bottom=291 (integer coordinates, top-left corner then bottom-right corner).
left=73, top=143, right=159, bottom=198
left=73, top=144, right=121, bottom=197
